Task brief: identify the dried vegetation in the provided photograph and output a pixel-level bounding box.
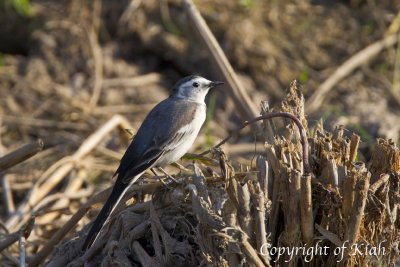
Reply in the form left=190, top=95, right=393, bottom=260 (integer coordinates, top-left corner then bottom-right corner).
left=0, top=0, right=399, bottom=266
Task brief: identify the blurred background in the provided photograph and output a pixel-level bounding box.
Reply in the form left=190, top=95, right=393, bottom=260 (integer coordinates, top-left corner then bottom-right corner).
left=0, top=0, right=399, bottom=251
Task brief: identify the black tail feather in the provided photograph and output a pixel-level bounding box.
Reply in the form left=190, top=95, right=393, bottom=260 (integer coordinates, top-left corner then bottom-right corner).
left=82, top=179, right=127, bottom=251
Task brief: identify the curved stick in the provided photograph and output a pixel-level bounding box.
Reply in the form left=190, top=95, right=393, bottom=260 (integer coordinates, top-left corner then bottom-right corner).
left=202, top=112, right=311, bottom=174
left=201, top=112, right=338, bottom=195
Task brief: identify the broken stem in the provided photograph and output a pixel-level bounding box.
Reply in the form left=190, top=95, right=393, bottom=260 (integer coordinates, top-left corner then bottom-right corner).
left=200, top=112, right=338, bottom=195
left=202, top=112, right=310, bottom=172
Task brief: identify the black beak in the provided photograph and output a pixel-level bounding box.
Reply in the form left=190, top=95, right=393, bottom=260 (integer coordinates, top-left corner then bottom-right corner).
left=209, top=81, right=224, bottom=88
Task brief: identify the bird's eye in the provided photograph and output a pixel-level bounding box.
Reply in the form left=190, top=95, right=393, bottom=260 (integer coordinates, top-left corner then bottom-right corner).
left=192, top=82, right=199, bottom=88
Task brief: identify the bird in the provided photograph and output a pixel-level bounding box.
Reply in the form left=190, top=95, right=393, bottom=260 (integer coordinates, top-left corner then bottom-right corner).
left=82, top=75, right=223, bottom=251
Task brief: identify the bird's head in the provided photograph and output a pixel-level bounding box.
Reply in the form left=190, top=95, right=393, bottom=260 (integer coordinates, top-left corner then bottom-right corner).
left=170, top=75, right=224, bottom=103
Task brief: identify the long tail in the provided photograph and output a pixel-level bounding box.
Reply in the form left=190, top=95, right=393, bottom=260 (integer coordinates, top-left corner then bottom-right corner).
left=82, top=175, right=140, bottom=251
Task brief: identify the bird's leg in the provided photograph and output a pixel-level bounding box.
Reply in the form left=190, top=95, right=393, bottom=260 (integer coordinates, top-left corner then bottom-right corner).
left=150, top=168, right=158, bottom=176
left=151, top=168, right=168, bottom=186
left=158, top=167, right=182, bottom=184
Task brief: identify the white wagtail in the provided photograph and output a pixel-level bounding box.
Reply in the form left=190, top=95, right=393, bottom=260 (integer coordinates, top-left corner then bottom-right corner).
left=82, top=75, right=223, bottom=250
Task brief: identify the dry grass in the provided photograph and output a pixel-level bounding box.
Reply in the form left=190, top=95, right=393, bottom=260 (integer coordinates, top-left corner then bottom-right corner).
left=0, top=0, right=400, bottom=266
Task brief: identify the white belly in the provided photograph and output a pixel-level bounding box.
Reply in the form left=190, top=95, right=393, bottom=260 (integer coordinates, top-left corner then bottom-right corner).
left=155, top=104, right=206, bottom=166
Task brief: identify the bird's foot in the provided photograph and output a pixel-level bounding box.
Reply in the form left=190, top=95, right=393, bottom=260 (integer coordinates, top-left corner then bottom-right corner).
left=167, top=175, right=183, bottom=185
left=158, top=177, right=169, bottom=186
left=158, top=167, right=183, bottom=185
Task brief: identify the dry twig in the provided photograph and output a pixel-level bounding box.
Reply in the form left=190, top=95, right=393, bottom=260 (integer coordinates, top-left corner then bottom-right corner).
left=306, top=34, right=399, bottom=113
left=87, top=0, right=104, bottom=110
left=0, top=139, right=44, bottom=173
left=182, top=0, right=259, bottom=121
left=1, top=174, right=15, bottom=215
left=6, top=115, right=132, bottom=232
left=300, top=174, right=314, bottom=244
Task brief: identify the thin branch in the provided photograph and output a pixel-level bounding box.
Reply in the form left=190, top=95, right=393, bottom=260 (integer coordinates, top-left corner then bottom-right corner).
left=369, top=173, right=390, bottom=193
left=2, top=115, right=90, bottom=131
left=348, top=133, right=360, bottom=169
left=315, top=223, right=343, bottom=247
left=0, top=233, right=19, bottom=252
left=306, top=34, right=399, bottom=113
left=182, top=0, right=259, bottom=121
left=19, top=232, right=26, bottom=267
left=0, top=139, right=44, bottom=173
left=26, top=187, right=112, bottom=267
left=201, top=112, right=310, bottom=172
left=385, top=11, right=400, bottom=36
left=6, top=115, right=132, bottom=232
left=0, top=217, right=34, bottom=253
left=1, top=174, right=15, bottom=215
left=300, top=174, right=314, bottom=244
left=88, top=0, right=104, bottom=109
left=28, top=174, right=225, bottom=266
left=132, top=241, right=156, bottom=267
left=199, top=112, right=338, bottom=194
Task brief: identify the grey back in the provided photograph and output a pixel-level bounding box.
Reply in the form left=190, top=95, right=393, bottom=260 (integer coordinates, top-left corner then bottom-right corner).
left=115, top=97, right=200, bottom=183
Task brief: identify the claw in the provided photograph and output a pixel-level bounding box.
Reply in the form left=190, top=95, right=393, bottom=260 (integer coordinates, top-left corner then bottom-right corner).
left=158, top=167, right=183, bottom=185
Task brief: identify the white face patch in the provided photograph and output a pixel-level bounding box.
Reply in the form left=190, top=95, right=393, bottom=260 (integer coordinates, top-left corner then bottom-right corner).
left=176, top=77, right=212, bottom=103
left=180, top=77, right=211, bottom=89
